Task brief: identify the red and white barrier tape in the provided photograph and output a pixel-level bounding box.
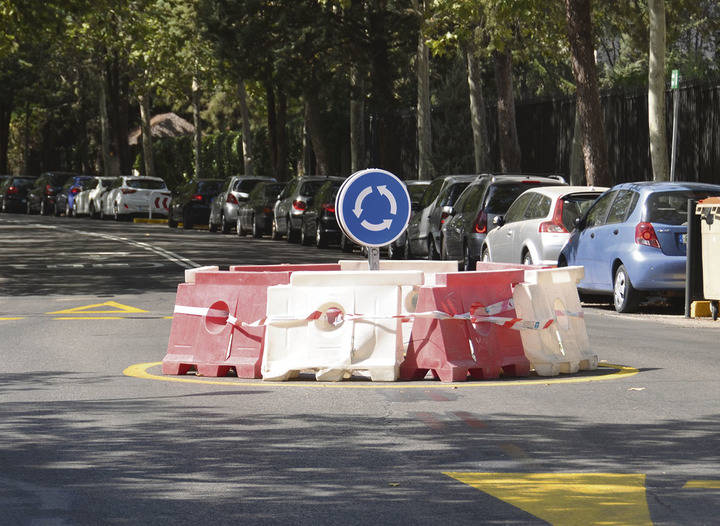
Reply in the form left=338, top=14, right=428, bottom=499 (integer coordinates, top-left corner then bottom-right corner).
left=173, top=303, right=583, bottom=332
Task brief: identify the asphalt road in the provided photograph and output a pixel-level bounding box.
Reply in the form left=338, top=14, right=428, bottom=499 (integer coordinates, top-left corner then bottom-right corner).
left=1, top=213, right=718, bottom=525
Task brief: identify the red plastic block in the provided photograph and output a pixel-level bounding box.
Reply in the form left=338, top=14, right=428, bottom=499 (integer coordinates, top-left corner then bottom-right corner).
left=229, top=263, right=341, bottom=272
left=400, top=270, right=531, bottom=382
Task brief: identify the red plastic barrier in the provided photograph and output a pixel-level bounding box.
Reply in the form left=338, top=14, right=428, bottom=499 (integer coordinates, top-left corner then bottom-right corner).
left=229, top=264, right=341, bottom=272
left=400, top=269, right=531, bottom=382
left=163, top=264, right=340, bottom=378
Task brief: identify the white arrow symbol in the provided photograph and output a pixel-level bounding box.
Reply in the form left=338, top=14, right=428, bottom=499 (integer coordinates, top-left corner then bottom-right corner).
left=377, top=185, right=397, bottom=215
left=361, top=219, right=393, bottom=231
left=353, top=186, right=373, bottom=218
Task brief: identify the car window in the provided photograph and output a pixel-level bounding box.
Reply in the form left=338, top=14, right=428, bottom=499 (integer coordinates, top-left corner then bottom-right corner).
left=126, top=178, right=167, bottom=190
left=419, top=179, right=444, bottom=208
left=299, top=180, right=325, bottom=195
left=13, top=178, right=36, bottom=188
left=198, top=181, right=223, bottom=194
left=606, top=190, right=638, bottom=224
left=264, top=183, right=285, bottom=199
left=486, top=182, right=561, bottom=214
left=407, top=184, right=428, bottom=205
left=503, top=192, right=535, bottom=223
left=584, top=190, right=617, bottom=228
left=85, top=179, right=99, bottom=190
left=453, top=184, right=484, bottom=214
left=523, top=194, right=551, bottom=220
left=561, top=193, right=602, bottom=231
left=645, top=190, right=718, bottom=225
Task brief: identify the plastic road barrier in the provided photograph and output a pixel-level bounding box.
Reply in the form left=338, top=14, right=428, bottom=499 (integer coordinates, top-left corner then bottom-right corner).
left=696, top=198, right=720, bottom=319
left=163, top=264, right=341, bottom=378
left=400, top=269, right=531, bottom=382
left=512, top=266, right=596, bottom=376
left=262, top=270, right=424, bottom=382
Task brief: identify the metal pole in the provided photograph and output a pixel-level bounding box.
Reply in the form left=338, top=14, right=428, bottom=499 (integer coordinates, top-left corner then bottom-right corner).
left=368, top=246, right=380, bottom=270
left=670, top=82, right=679, bottom=181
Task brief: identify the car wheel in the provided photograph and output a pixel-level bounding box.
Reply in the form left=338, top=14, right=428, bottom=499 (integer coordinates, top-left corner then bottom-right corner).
left=340, top=234, right=354, bottom=253
left=208, top=219, right=218, bottom=233
left=40, top=200, right=47, bottom=216
left=271, top=218, right=281, bottom=240
left=182, top=210, right=193, bottom=230
left=300, top=220, right=311, bottom=246
left=711, top=301, right=719, bottom=321
left=287, top=216, right=300, bottom=243
left=481, top=247, right=491, bottom=263
left=236, top=217, right=245, bottom=236
left=26, top=201, right=32, bottom=214
left=168, top=214, right=178, bottom=228
left=220, top=213, right=230, bottom=234
left=113, top=204, right=120, bottom=221
left=65, top=203, right=72, bottom=217
left=613, top=264, right=639, bottom=313
left=252, top=215, right=262, bottom=238
left=316, top=223, right=328, bottom=249
left=522, top=251, right=533, bottom=266
left=463, top=243, right=476, bottom=271
left=428, top=236, right=440, bottom=260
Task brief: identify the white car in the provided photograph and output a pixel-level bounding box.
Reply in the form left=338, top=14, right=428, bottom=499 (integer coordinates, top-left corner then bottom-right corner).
left=74, top=176, right=118, bottom=218
left=481, top=185, right=608, bottom=266
left=101, top=175, right=171, bottom=221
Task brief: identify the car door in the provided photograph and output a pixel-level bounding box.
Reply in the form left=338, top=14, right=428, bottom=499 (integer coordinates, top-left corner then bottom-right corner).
left=591, top=190, right=639, bottom=289
left=489, top=192, right=537, bottom=262
left=573, top=190, right=617, bottom=288
left=407, top=177, right=443, bottom=255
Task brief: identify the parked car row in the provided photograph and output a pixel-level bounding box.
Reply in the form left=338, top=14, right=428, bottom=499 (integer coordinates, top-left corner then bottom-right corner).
left=4, top=169, right=719, bottom=314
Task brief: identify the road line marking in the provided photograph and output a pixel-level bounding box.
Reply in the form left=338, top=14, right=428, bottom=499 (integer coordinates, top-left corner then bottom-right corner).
left=0, top=317, right=24, bottom=320
left=444, top=472, right=653, bottom=526
left=123, top=362, right=639, bottom=388
left=47, top=301, right=148, bottom=315
left=53, top=316, right=126, bottom=320
left=684, top=480, right=720, bottom=489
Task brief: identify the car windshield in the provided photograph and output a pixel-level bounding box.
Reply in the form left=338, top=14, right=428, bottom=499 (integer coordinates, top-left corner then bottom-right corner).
left=440, top=182, right=470, bottom=207
left=126, top=178, right=167, bottom=190
left=237, top=179, right=265, bottom=193
left=13, top=178, right=36, bottom=188
left=486, top=182, right=562, bottom=213
left=645, top=190, right=719, bottom=225
left=408, top=184, right=429, bottom=204
left=197, top=181, right=223, bottom=194
left=49, top=173, right=74, bottom=185
left=264, top=184, right=285, bottom=199
left=561, top=194, right=601, bottom=230
left=299, top=181, right=326, bottom=195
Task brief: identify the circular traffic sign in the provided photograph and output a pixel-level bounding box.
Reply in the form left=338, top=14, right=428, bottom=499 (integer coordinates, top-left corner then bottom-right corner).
left=335, top=169, right=412, bottom=247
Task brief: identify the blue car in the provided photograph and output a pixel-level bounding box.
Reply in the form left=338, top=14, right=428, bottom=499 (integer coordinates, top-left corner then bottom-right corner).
left=558, top=181, right=720, bottom=312
left=55, top=175, right=95, bottom=216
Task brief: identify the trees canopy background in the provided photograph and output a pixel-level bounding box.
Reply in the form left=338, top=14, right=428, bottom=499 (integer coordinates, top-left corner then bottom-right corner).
left=1, top=0, right=719, bottom=189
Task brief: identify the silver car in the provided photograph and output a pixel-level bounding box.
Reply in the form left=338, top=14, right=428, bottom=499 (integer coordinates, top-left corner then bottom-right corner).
left=481, top=185, right=607, bottom=266
left=209, top=175, right=276, bottom=233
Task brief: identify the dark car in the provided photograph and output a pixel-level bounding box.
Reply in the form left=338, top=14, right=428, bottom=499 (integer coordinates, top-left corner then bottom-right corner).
left=55, top=175, right=96, bottom=216
left=298, top=179, right=345, bottom=248
left=559, top=181, right=720, bottom=313
left=387, top=179, right=431, bottom=259
left=26, top=171, right=77, bottom=215
left=0, top=175, right=37, bottom=213
left=273, top=175, right=345, bottom=243
left=168, top=178, right=225, bottom=229
left=208, top=175, right=277, bottom=233
left=237, top=181, right=286, bottom=238
left=406, top=174, right=478, bottom=259
left=442, top=174, right=567, bottom=270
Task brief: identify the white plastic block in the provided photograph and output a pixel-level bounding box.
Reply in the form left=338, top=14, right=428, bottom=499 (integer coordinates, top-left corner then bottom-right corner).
left=184, top=266, right=220, bottom=284
left=262, top=270, right=424, bottom=382
left=512, top=266, right=597, bottom=376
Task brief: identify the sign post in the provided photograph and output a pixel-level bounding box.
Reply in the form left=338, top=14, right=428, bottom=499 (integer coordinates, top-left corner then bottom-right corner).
left=670, top=69, right=680, bottom=181
left=335, top=169, right=412, bottom=270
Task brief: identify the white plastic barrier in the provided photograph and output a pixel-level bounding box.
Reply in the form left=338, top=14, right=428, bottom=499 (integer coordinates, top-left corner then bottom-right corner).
left=262, top=270, right=424, bottom=382
left=512, top=266, right=597, bottom=376
left=183, top=266, right=220, bottom=284
left=338, top=260, right=457, bottom=351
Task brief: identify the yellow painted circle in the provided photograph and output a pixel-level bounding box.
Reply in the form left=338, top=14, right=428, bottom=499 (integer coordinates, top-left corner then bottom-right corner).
left=123, top=362, right=638, bottom=389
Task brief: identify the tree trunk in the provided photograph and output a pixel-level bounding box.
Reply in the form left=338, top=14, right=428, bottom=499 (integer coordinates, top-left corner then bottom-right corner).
left=0, top=97, right=11, bottom=174
left=413, top=0, right=432, bottom=181
left=494, top=49, right=522, bottom=172
left=275, top=86, right=288, bottom=180
left=303, top=92, right=331, bottom=175
left=465, top=44, right=490, bottom=173
left=265, top=80, right=278, bottom=178
left=350, top=65, right=366, bottom=173
left=569, top=104, right=586, bottom=185
left=237, top=79, right=253, bottom=176
left=564, top=0, right=611, bottom=187
left=138, top=92, right=155, bottom=179
left=192, top=75, right=202, bottom=179
left=648, top=0, right=669, bottom=181
left=99, top=75, right=115, bottom=177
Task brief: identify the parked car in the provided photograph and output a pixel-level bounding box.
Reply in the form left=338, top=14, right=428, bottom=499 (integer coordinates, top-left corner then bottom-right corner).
left=74, top=176, right=118, bottom=218
left=442, top=174, right=567, bottom=270
left=208, top=175, right=277, bottom=233
left=167, top=178, right=224, bottom=229
left=387, top=179, right=432, bottom=259
left=273, top=175, right=345, bottom=243
left=558, top=181, right=720, bottom=313
left=406, top=174, right=478, bottom=259
left=26, top=171, right=76, bottom=215
left=55, top=175, right=95, bottom=216
left=101, top=175, right=171, bottom=220
left=0, top=175, right=37, bottom=213
left=236, top=181, right=286, bottom=238
left=298, top=179, right=345, bottom=248
left=481, top=186, right=607, bottom=266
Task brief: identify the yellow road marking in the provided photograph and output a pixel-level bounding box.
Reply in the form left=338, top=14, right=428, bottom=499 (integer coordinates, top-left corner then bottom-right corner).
left=444, top=472, right=653, bottom=526
left=684, top=480, right=720, bottom=489
left=53, top=316, right=126, bottom=320
left=123, top=362, right=638, bottom=389
left=0, top=317, right=24, bottom=320
left=47, top=301, right=148, bottom=315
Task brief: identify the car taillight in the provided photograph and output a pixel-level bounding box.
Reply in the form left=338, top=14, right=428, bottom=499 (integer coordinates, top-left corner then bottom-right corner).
left=322, top=203, right=335, bottom=213
left=293, top=200, right=306, bottom=211
left=71, top=187, right=80, bottom=194
left=539, top=199, right=568, bottom=233
left=191, top=194, right=203, bottom=202
left=635, top=222, right=660, bottom=248
left=440, top=210, right=450, bottom=224
left=7, top=186, right=18, bottom=195
left=474, top=210, right=487, bottom=233
left=263, top=207, right=272, bottom=214
left=121, top=188, right=137, bottom=194
left=227, top=194, right=238, bottom=205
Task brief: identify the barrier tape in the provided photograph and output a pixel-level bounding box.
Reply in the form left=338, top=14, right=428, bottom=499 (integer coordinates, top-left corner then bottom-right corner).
left=173, top=302, right=583, bottom=332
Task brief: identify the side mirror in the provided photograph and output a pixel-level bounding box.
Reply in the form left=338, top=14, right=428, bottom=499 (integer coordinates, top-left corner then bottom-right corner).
left=441, top=205, right=454, bottom=217
left=493, top=215, right=505, bottom=227
left=575, top=217, right=586, bottom=230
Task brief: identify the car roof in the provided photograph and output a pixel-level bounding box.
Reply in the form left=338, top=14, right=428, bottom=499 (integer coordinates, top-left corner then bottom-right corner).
left=483, top=174, right=567, bottom=185
left=120, top=175, right=165, bottom=181
left=613, top=181, right=720, bottom=193
left=520, top=185, right=609, bottom=198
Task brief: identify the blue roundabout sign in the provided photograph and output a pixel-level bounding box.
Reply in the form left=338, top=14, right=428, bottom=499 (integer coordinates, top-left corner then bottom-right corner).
left=335, top=169, right=412, bottom=247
